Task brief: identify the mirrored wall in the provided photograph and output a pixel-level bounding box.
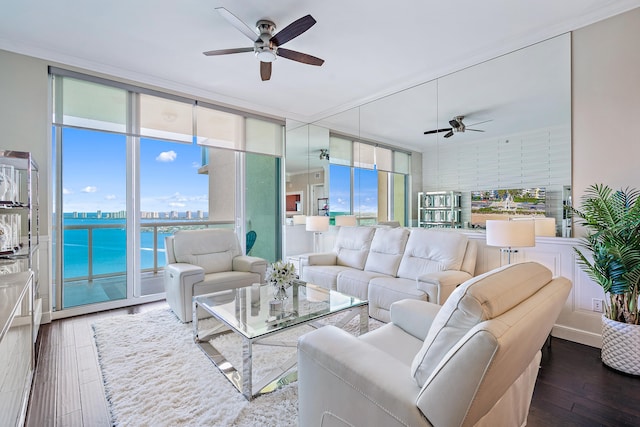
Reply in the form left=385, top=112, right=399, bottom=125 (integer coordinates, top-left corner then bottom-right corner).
left=285, top=32, right=571, bottom=237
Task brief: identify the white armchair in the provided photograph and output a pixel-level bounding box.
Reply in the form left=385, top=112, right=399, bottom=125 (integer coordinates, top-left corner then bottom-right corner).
left=164, top=228, right=267, bottom=322
left=298, top=262, right=571, bottom=426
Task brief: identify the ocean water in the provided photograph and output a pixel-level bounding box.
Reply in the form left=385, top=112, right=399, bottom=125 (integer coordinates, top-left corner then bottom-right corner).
left=63, top=218, right=171, bottom=279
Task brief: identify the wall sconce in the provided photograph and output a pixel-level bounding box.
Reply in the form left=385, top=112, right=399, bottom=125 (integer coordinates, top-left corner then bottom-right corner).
left=306, top=216, right=329, bottom=252
left=335, top=215, right=357, bottom=227
left=486, top=219, right=535, bottom=265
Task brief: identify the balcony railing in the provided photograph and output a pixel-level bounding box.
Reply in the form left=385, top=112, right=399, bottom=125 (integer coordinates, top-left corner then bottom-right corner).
left=63, top=220, right=234, bottom=283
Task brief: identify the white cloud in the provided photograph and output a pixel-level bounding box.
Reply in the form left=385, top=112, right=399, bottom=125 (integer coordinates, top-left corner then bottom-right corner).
left=105, top=194, right=116, bottom=200
left=156, top=150, right=177, bottom=162
left=82, top=186, right=97, bottom=193
left=192, top=161, right=200, bottom=168
left=169, top=202, right=186, bottom=208
left=63, top=188, right=72, bottom=194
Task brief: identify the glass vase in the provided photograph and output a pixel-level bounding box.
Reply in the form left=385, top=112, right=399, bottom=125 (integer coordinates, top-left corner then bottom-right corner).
left=272, top=282, right=288, bottom=300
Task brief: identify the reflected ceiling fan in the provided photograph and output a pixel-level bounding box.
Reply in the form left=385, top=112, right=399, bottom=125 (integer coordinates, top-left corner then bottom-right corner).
left=203, top=7, right=325, bottom=81
left=423, top=116, right=491, bottom=138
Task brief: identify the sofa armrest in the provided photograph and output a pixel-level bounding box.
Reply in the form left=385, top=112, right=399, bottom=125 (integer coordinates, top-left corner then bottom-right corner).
left=390, top=299, right=441, bottom=341
left=416, top=270, right=473, bottom=304
left=299, top=252, right=337, bottom=266
left=298, top=326, right=427, bottom=427
left=164, top=263, right=205, bottom=322
left=232, top=255, right=267, bottom=282
left=165, top=262, right=205, bottom=282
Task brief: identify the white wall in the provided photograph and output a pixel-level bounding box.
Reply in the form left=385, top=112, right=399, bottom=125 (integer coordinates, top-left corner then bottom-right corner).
left=0, top=50, right=51, bottom=320
left=572, top=8, right=640, bottom=202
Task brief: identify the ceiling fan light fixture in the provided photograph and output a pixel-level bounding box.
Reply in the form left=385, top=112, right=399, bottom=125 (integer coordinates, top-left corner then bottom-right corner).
left=255, top=48, right=277, bottom=62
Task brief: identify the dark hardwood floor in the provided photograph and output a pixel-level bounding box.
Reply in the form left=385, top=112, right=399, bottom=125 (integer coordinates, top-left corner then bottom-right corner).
left=528, top=338, right=640, bottom=427
left=26, top=302, right=640, bottom=426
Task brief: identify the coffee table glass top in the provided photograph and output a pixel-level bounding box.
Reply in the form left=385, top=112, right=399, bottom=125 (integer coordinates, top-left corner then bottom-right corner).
left=194, top=282, right=366, bottom=340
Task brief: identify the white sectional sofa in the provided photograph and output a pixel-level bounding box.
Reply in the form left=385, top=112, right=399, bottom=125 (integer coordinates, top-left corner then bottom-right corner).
left=298, top=262, right=572, bottom=426
left=300, top=226, right=477, bottom=321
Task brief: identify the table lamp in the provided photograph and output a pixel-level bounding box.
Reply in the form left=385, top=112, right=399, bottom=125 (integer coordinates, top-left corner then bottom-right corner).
left=306, top=216, right=329, bottom=252
left=513, top=216, right=556, bottom=237
left=335, top=215, right=357, bottom=227
left=486, top=219, right=535, bottom=265
left=292, top=214, right=307, bottom=225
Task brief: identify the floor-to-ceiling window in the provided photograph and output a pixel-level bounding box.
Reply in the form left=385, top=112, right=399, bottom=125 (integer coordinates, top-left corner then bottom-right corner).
left=61, top=128, right=128, bottom=308
left=51, top=69, right=283, bottom=315
left=328, top=135, right=410, bottom=225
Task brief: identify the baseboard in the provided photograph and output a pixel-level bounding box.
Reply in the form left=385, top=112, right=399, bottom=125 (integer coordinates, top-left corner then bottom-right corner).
left=552, top=324, right=602, bottom=349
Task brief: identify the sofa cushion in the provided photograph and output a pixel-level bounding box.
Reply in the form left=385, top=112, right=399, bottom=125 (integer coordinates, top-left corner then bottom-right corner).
left=337, top=269, right=391, bottom=301
left=333, top=226, right=376, bottom=270
left=304, top=265, right=356, bottom=291
left=194, top=271, right=261, bottom=294
left=396, top=229, right=468, bottom=279
left=173, top=229, right=241, bottom=274
left=410, top=262, right=553, bottom=387
left=368, top=277, right=428, bottom=322
left=364, top=227, right=410, bottom=276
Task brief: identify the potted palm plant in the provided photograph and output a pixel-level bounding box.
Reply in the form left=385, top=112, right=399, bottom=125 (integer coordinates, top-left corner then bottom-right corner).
left=572, top=184, right=640, bottom=375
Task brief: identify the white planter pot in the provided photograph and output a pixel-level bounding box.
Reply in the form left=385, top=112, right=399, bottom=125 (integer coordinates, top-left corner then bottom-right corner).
left=601, top=315, right=640, bottom=376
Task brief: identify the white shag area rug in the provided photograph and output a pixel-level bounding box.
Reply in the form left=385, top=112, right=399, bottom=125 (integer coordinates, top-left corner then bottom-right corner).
left=92, top=307, right=381, bottom=426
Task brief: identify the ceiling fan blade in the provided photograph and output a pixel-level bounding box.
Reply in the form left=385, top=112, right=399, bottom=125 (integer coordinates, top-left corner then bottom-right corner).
left=444, top=130, right=455, bottom=138
left=203, top=47, right=253, bottom=56
left=467, top=119, right=492, bottom=127
left=270, top=15, right=316, bottom=46
left=215, top=7, right=259, bottom=41
left=260, top=61, right=272, bottom=81
left=466, top=129, right=485, bottom=132
left=424, top=128, right=452, bottom=135
left=277, top=48, right=324, bottom=66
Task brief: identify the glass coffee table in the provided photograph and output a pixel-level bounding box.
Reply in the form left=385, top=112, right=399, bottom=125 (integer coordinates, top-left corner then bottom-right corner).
left=192, top=282, right=368, bottom=400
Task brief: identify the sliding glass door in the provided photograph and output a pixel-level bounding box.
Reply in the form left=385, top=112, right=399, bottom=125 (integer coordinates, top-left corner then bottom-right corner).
left=60, top=128, right=128, bottom=308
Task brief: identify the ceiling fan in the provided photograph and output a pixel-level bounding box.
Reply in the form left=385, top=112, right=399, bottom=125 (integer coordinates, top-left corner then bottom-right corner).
left=423, top=116, right=490, bottom=138
left=203, top=7, right=325, bottom=81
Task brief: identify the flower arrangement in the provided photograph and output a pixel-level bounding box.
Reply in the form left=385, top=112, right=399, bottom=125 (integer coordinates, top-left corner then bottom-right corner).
left=267, top=260, right=297, bottom=289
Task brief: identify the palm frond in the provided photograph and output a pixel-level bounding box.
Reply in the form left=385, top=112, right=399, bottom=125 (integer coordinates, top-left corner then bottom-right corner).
left=573, top=184, right=640, bottom=324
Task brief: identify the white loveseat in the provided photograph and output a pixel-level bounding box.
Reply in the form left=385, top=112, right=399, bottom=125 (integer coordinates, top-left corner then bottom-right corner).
left=164, top=228, right=267, bottom=322
left=300, top=226, right=477, bottom=321
left=298, top=262, right=572, bottom=426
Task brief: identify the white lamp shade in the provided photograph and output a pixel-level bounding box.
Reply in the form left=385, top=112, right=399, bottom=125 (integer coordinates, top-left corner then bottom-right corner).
left=486, top=219, right=535, bottom=248
left=335, top=215, right=357, bottom=226
left=292, top=214, right=307, bottom=225
left=512, top=216, right=556, bottom=237
left=306, top=216, right=330, bottom=232
left=534, top=217, right=556, bottom=237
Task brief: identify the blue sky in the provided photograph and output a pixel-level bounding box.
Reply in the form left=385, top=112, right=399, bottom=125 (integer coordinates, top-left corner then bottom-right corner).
left=61, top=128, right=208, bottom=214
left=330, top=164, right=378, bottom=215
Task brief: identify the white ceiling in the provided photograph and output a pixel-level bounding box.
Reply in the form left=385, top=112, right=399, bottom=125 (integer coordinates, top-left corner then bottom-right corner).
left=2, top=0, right=639, bottom=128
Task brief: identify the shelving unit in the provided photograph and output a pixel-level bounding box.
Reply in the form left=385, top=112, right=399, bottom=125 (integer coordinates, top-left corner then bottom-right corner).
left=0, top=150, right=40, bottom=343
left=418, top=191, right=462, bottom=228
left=317, top=197, right=329, bottom=216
